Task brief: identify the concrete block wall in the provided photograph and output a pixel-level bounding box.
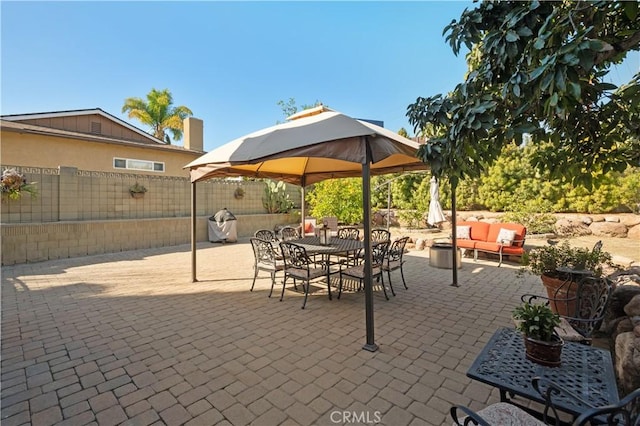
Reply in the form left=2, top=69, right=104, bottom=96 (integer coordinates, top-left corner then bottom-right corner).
left=1, top=165, right=302, bottom=265
left=1, top=166, right=301, bottom=223
left=1, top=213, right=296, bottom=265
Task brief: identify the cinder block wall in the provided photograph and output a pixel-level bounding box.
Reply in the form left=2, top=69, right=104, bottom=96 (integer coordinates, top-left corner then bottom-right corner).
left=1, top=214, right=296, bottom=265
left=1, top=165, right=301, bottom=265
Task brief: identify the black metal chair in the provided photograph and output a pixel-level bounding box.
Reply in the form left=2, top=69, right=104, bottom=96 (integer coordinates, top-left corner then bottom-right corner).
left=336, top=227, right=362, bottom=266
left=280, top=226, right=300, bottom=241
left=279, top=241, right=327, bottom=309
left=521, top=275, right=613, bottom=345
left=372, top=228, right=391, bottom=242
left=338, top=241, right=390, bottom=300
left=249, top=238, right=284, bottom=296
left=337, top=227, right=360, bottom=240
left=382, top=236, right=410, bottom=296
left=254, top=229, right=278, bottom=242
left=451, top=377, right=640, bottom=426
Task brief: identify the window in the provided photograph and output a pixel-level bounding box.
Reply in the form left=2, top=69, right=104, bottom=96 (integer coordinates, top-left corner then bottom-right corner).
left=113, top=158, right=165, bottom=172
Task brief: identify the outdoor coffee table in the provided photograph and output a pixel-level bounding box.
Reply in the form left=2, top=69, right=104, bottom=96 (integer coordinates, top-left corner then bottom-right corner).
left=467, top=327, right=619, bottom=420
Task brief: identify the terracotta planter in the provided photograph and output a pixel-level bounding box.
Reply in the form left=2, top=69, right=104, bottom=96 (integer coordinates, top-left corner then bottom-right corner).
left=540, top=274, right=577, bottom=317
left=523, top=334, right=563, bottom=367
left=130, top=191, right=145, bottom=199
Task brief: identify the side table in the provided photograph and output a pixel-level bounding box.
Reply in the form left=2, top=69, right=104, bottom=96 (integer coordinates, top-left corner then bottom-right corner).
left=467, top=328, right=618, bottom=419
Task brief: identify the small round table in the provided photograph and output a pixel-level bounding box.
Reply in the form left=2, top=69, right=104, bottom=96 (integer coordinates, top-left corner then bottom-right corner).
left=429, top=243, right=462, bottom=269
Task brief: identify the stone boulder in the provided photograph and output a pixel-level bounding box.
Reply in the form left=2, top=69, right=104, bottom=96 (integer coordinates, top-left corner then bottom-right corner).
left=615, top=332, right=640, bottom=395
left=554, top=218, right=592, bottom=236
left=589, top=221, right=628, bottom=238
left=628, top=224, right=640, bottom=240
left=414, top=238, right=427, bottom=250
left=621, top=215, right=640, bottom=227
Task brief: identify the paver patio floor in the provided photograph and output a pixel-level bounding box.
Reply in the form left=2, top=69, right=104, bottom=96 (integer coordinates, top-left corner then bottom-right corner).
left=2, top=239, right=550, bottom=425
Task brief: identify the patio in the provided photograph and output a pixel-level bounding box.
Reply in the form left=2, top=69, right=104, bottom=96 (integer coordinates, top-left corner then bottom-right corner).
left=2, top=238, right=550, bottom=426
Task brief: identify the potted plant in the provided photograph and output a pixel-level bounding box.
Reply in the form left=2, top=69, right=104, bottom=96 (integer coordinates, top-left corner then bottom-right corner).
left=513, top=302, right=563, bottom=367
left=1, top=168, right=37, bottom=200
left=234, top=187, right=245, bottom=199
left=129, top=182, right=147, bottom=199
left=520, top=240, right=613, bottom=316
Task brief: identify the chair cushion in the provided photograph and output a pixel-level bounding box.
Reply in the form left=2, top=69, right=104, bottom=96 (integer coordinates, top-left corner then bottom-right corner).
left=382, top=260, right=403, bottom=272
left=342, top=265, right=381, bottom=278
left=474, top=402, right=544, bottom=425
left=286, top=266, right=325, bottom=280
left=257, top=261, right=284, bottom=272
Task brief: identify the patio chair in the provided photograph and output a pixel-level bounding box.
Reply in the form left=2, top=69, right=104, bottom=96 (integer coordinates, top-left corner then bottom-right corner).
left=382, top=236, right=410, bottom=296
left=279, top=241, right=328, bottom=309
left=338, top=241, right=390, bottom=300
left=338, top=227, right=360, bottom=240
left=450, top=377, right=640, bottom=426
left=372, top=228, right=391, bottom=242
left=254, top=229, right=278, bottom=242
left=249, top=238, right=285, bottom=296
left=336, top=227, right=362, bottom=266
left=280, top=226, right=300, bottom=241
left=521, top=275, right=613, bottom=345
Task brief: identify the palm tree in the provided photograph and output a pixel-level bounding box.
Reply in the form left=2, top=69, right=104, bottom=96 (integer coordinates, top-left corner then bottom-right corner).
left=122, top=88, right=193, bottom=144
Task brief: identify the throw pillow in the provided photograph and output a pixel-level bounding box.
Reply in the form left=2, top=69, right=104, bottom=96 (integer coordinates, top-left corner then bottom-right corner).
left=496, top=228, right=517, bottom=246
left=457, top=225, right=471, bottom=239
left=304, top=222, right=315, bottom=234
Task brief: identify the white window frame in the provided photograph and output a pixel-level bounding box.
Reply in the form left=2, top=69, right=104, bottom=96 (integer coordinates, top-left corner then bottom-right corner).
left=113, top=157, right=165, bottom=173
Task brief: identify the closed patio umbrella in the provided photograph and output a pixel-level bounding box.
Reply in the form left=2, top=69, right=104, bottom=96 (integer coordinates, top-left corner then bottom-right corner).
left=427, top=176, right=446, bottom=226
left=186, top=107, right=429, bottom=351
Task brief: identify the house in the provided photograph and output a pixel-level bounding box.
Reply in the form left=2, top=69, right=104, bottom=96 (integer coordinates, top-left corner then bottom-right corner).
left=1, top=108, right=204, bottom=177
left=0, top=108, right=296, bottom=265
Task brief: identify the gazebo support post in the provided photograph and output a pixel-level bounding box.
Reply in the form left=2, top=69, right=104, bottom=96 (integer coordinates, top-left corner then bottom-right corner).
left=191, top=181, right=198, bottom=283
left=362, top=137, right=378, bottom=352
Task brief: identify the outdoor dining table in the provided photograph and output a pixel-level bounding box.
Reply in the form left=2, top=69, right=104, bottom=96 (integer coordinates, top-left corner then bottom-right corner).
left=467, top=327, right=619, bottom=422
left=293, top=236, right=365, bottom=300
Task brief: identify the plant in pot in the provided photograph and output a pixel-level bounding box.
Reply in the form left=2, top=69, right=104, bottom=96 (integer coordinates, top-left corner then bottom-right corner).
left=129, top=182, right=147, bottom=199
left=513, top=302, right=563, bottom=367
left=519, top=240, right=614, bottom=316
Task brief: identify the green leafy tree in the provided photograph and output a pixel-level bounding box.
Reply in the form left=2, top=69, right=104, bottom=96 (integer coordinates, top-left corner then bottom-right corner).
left=306, top=178, right=363, bottom=225
left=407, top=1, right=640, bottom=188
left=276, top=98, right=324, bottom=122
left=122, top=88, right=193, bottom=144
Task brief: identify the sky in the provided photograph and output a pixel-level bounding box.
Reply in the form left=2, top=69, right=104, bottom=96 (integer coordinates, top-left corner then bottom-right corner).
left=2, top=1, right=638, bottom=153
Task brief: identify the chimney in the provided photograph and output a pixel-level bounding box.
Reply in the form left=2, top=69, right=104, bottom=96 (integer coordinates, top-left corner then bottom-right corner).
left=184, top=117, right=204, bottom=151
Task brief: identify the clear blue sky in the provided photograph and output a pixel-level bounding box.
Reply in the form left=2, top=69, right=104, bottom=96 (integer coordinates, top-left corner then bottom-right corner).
left=2, top=1, right=638, bottom=152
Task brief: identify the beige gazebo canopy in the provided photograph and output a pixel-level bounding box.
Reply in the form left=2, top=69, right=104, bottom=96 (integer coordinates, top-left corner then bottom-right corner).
left=186, top=108, right=428, bottom=351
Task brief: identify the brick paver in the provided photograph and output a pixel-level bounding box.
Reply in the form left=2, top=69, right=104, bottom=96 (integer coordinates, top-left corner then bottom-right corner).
left=1, top=238, right=550, bottom=425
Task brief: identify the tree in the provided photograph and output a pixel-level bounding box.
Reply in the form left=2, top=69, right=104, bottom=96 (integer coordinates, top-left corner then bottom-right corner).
left=407, top=1, right=640, bottom=188
left=122, top=88, right=193, bottom=144
left=276, top=98, right=323, bottom=123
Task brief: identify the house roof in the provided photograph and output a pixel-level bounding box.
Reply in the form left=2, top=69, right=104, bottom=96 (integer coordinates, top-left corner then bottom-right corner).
left=1, top=108, right=168, bottom=145
left=0, top=108, right=204, bottom=153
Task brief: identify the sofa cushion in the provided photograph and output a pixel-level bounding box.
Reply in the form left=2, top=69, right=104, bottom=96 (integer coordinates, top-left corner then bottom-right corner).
left=457, top=225, right=471, bottom=239
left=458, top=221, right=491, bottom=242
left=456, top=239, right=477, bottom=249
left=496, top=228, right=517, bottom=246
left=487, top=223, right=526, bottom=247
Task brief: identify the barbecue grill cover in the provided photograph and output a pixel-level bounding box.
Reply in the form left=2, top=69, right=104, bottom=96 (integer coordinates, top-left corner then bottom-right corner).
left=208, top=208, right=238, bottom=242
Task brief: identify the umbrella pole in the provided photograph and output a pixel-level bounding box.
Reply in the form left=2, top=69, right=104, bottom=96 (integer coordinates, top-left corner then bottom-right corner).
left=451, top=179, right=458, bottom=287
left=362, top=138, right=378, bottom=352
left=191, top=181, right=198, bottom=283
